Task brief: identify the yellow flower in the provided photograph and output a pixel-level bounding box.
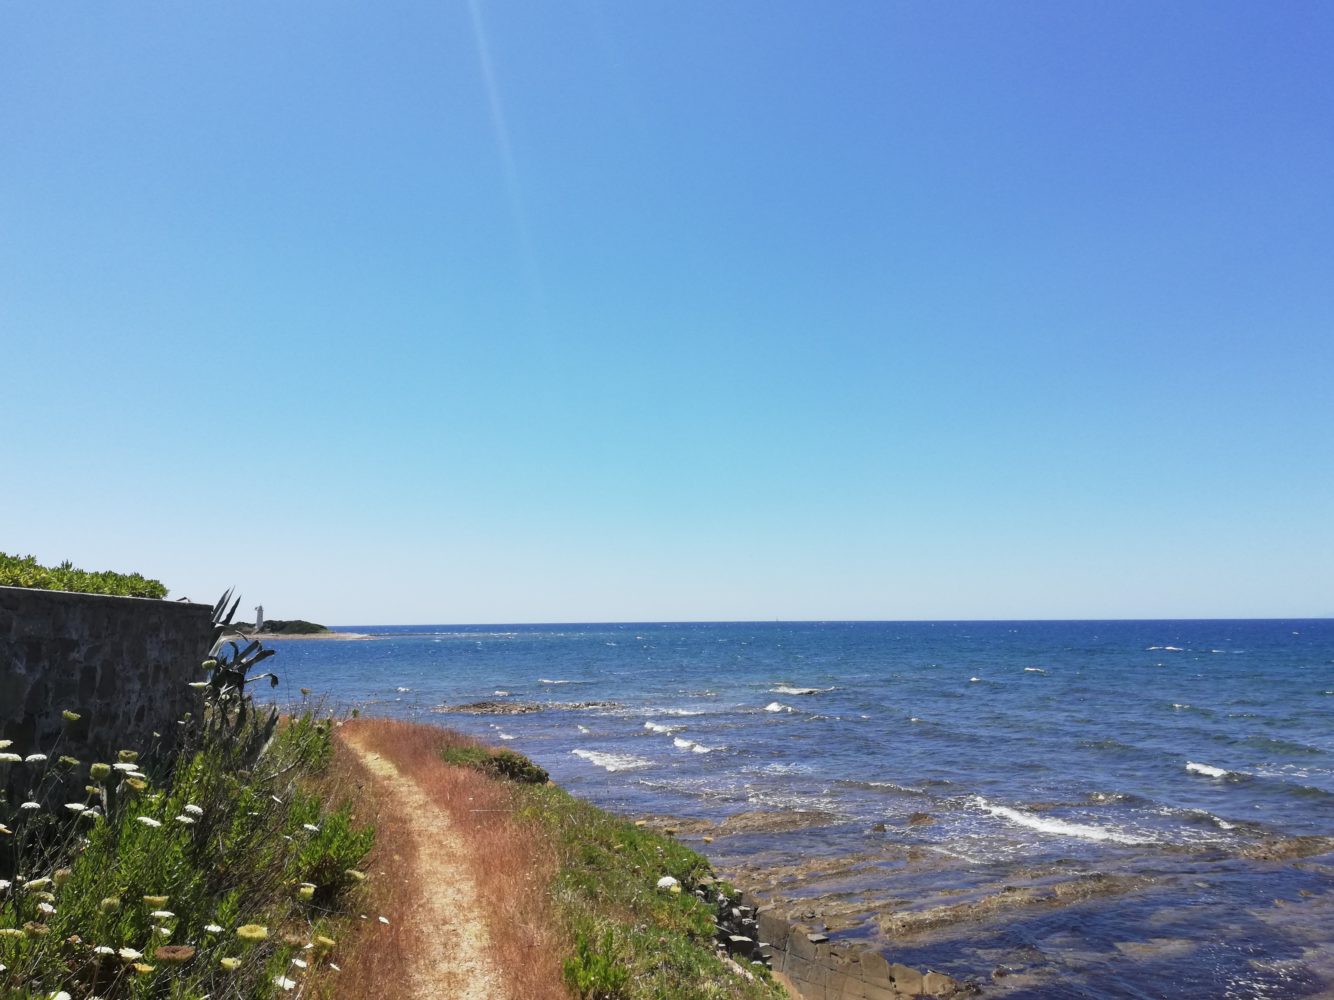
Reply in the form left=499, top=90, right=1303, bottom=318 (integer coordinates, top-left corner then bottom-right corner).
left=89, top=763, right=111, bottom=780
left=236, top=924, right=268, bottom=942
left=133, top=962, right=155, bottom=974
left=142, top=895, right=169, bottom=907
left=62, top=710, right=82, bottom=723
left=219, top=956, right=242, bottom=971
left=118, top=750, right=139, bottom=764
left=314, top=935, right=337, bottom=951
left=100, top=897, right=121, bottom=914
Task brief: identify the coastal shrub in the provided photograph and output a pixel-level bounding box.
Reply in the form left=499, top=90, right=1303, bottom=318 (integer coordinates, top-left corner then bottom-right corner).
left=0, top=641, right=372, bottom=998
left=0, top=551, right=168, bottom=598
left=440, top=744, right=549, bottom=784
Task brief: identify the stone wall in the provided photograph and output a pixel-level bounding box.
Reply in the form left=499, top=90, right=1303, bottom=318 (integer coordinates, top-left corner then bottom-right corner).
left=0, top=587, right=214, bottom=788
left=709, top=882, right=966, bottom=999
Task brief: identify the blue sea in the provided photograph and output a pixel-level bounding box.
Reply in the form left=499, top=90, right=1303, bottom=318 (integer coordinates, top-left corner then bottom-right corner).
left=266, top=619, right=1334, bottom=998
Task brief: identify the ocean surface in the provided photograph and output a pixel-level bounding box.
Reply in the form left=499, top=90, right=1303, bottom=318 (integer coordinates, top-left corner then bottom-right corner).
left=265, top=619, right=1334, bottom=998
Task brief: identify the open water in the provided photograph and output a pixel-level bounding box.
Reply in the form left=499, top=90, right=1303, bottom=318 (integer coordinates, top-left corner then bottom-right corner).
left=268, top=619, right=1334, bottom=998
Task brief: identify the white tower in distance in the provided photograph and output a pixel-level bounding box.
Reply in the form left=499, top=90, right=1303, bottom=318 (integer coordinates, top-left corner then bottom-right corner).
left=255, top=605, right=264, bottom=630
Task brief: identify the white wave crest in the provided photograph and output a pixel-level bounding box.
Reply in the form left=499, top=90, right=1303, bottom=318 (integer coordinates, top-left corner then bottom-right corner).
left=673, top=737, right=715, bottom=754
left=770, top=685, right=829, bottom=696
left=1186, top=761, right=1230, bottom=778
left=571, top=749, right=652, bottom=772
left=576, top=725, right=590, bottom=734
left=1024, top=667, right=1046, bottom=674
left=540, top=678, right=579, bottom=685
left=764, top=702, right=793, bottom=713
left=644, top=721, right=684, bottom=734
left=973, top=797, right=1150, bottom=845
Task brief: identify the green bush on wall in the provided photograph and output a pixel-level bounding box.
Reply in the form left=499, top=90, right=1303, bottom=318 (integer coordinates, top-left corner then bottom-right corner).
left=0, top=552, right=168, bottom=599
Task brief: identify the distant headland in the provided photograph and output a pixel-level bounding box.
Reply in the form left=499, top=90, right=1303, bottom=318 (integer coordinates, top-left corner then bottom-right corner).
left=234, top=619, right=371, bottom=640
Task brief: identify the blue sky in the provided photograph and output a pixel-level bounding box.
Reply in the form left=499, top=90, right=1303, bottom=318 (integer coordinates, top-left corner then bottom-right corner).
left=3, top=2, right=1331, bottom=623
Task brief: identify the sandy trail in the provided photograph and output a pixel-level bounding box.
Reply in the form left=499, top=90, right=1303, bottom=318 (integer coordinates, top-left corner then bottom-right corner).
left=341, top=728, right=506, bottom=1000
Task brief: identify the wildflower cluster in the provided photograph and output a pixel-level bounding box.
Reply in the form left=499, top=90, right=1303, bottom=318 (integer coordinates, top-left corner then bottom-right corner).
left=0, top=653, right=373, bottom=998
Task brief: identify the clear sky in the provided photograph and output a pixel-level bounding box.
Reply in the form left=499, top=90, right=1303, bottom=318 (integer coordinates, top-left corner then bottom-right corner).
left=3, top=2, right=1331, bottom=624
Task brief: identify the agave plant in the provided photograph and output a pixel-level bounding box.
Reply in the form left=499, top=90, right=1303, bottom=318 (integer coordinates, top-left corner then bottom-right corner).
left=202, top=589, right=279, bottom=739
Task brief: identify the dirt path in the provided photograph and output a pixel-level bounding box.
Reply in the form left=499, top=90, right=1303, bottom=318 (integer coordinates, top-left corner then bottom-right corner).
left=341, top=728, right=507, bottom=1000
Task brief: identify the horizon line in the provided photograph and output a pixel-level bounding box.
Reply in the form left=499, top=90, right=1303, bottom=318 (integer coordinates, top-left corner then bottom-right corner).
left=326, top=615, right=1333, bottom=629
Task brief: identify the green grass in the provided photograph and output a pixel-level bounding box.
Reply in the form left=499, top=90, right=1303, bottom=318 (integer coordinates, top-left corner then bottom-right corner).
left=1, top=677, right=371, bottom=997
left=0, top=552, right=168, bottom=599
left=440, top=744, right=550, bottom=784
left=511, top=778, right=784, bottom=1000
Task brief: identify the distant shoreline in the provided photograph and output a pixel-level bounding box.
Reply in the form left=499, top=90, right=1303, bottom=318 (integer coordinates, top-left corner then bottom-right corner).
left=241, top=630, right=374, bottom=641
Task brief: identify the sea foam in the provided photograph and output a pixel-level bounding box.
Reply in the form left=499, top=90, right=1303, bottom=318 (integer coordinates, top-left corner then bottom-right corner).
left=1186, top=761, right=1230, bottom=778
left=973, top=797, right=1150, bottom=845
left=571, top=749, right=652, bottom=772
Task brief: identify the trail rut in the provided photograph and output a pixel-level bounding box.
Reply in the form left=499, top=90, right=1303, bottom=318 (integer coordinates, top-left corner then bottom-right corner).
left=341, top=728, right=506, bottom=1000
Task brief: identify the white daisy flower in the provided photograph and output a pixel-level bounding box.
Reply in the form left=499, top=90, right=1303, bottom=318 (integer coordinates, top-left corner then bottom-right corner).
left=273, top=975, right=297, bottom=990
left=65, top=803, right=87, bottom=813
left=0, top=753, right=21, bottom=763
left=150, top=910, right=174, bottom=919
left=24, top=754, right=48, bottom=763
left=174, top=815, right=197, bottom=825
left=136, top=816, right=162, bottom=828
left=118, top=947, right=143, bottom=961
left=302, top=823, right=320, bottom=833
left=20, top=801, right=40, bottom=810
left=183, top=804, right=204, bottom=816
left=204, top=923, right=223, bottom=933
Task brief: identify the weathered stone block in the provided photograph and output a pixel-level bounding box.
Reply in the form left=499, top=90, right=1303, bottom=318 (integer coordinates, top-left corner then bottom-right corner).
left=922, top=970, right=958, bottom=996
left=758, top=909, right=790, bottom=950
left=860, top=950, right=892, bottom=986
left=890, top=963, right=924, bottom=995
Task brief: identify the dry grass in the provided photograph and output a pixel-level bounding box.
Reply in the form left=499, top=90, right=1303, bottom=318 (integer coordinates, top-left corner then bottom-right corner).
left=332, top=718, right=568, bottom=1000
left=308, top=725, right=416, bottom=999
